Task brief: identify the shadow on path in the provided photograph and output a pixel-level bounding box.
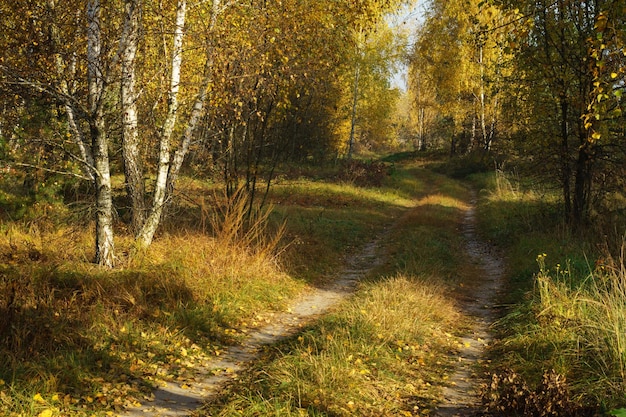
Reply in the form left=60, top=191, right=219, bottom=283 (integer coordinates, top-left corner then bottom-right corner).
left=120, top=235, right=386, bottom=416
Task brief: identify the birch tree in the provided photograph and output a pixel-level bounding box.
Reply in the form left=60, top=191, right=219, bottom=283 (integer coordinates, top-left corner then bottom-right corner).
left=87, top=0, right=115, bottom=267
left=409, top=0, right=510, bottom=155
left=119, top=0, right=145, bottom=234
left=0, top=0, right=415, bottom=265
left=499, top=0, right=615, bottom=224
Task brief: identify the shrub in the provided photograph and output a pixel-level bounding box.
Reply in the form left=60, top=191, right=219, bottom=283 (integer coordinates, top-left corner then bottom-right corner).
left=336, top=159, right=391, bottom=187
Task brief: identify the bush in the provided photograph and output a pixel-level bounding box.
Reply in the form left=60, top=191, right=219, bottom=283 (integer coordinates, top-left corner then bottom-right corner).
left=336, top=159, right=391, bottom=187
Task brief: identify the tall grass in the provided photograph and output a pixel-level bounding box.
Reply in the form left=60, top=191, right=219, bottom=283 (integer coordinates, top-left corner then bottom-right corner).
left=0, top=155, right=479, bottom=416
left=0, top=183, right=301, bottom=416
left=477, top=168, right=626, bottom=412
left=533, top=250, right=626, bottom=404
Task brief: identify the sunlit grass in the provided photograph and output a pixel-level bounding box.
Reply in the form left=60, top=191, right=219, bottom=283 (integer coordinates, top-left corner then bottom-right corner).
left=0, top=191, right=300, bottom=416
left=202, top=275, right=461, bottom=417
left=491, top=254, right=626, bottom=410
left=199, top=162, right=477, bottom=417
left=476, top=168, right=626, bottom=412
left=270, top=181, right=415, bottom=209
left=0, top=155, right=478, bottom=416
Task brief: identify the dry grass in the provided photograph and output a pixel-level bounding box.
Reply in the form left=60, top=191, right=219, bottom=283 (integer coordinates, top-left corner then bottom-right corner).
left=203, top=275, right=462, bottom=417
left=477, top=169, right=626, bottom=413
left=483, top=254, right=626, bottom=413
left=0, top=156, right=479, bottom=416
left=199, top=162, right=477, bottom=417
left=0, top=185, right=302, bottom=416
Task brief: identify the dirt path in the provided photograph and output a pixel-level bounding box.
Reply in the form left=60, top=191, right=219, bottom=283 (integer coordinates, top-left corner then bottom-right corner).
left=119, top=192, right=505, bottom=417
left=120, top=236, right=386, bottom=417
left=433, top=197, right=506, bottom=416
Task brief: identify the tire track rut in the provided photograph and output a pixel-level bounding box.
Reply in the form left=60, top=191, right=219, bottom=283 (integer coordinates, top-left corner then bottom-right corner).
left=433, top=197, right=505, bottom=416
left=120, top=235, right=386, bottom=416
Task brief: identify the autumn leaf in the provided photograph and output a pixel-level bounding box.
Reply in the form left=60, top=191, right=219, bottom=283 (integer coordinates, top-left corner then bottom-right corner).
left=37, top=409, right=54, bottom=417
left=33, top=393, right=46, bottom=404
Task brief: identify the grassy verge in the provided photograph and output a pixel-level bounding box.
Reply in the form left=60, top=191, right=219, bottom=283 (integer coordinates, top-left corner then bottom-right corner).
left=197, top=159, right=478, bottom=416
left=471, top=169, right=626, bottom=415
left=0, top=155, right=474, bottom=417
left=200, top=275, right=461, bottom=417
left=0, top=211, right=300, bottom=417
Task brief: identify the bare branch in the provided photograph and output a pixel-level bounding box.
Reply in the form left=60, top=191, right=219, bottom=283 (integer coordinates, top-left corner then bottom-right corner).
left=11, top=162, right=92, bottom=181
left=0, top=64, right=90, bottom=120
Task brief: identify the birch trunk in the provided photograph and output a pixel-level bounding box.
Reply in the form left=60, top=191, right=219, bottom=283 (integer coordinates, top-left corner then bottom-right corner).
left=165, top=66, right=211, bottom=194
left=119, top=0, right=146, bottom=234
left=136, top=0, right=187, bottom=246
left=87, top=0, right=115, bottom=267
left=347, top=25, right=364, bottom=159
left=165, top=0, right=220, bottom=194
left=137, top=0, right=222, bottom=246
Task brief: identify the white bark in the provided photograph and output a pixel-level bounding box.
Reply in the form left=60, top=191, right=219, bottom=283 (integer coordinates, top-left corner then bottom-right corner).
left=138, top=0, right=223, bottom=247
left=347, top=26, right=364, bottom=159
left=48, top=0, right=95, bottom=179
left=166, top=64, right=211, bottom=192
left=348, top=62, right=360, bottom=159
left=167, top=0, right=220, bottom=190
left=137, top=0, right=187, bottom=246
left=87, top=0, right=115, bottom=267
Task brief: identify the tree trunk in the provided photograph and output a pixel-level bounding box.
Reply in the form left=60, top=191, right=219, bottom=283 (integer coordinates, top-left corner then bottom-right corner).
left=47, top=0, right=95, bottom=179
left=120, top=0, right=146, bottom=235
left=165, top=72, right=210, bottom=194
left=136, top=0, right=186, bottom=247
left=165, top=0, right=221, bottom=198
left=348, top=61, right=360, bottom=159
left=91, top=117, right=115, bottom=267
left=478, top=43, right=488, bottom=151
left=87, top=0, right=115, bottom=267
left=558, top=95, right=572, bottom=222
left=573, top=140, right=592, bottom=225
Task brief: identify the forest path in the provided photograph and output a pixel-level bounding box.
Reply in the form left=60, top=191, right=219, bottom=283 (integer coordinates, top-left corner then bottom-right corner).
left=432, top=195, right=506, bottom=416
left=120, top=189, right=506, bottom=417
left=120, top=230, right=388, bottom=416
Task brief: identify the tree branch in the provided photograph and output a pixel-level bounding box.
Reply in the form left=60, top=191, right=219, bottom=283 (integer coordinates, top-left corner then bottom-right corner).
left=11, top=162, right=92, bottom=181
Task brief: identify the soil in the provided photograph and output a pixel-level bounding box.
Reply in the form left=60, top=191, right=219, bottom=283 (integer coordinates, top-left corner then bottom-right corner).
left=432, top=196, right=505, bottom=416
left=119, top=194, right=506, bottom=417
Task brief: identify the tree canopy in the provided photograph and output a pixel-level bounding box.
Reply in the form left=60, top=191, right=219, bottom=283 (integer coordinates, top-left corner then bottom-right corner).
left=0, top=0, right=409, bottom=266
left=408, top=0, right=626, bottom=226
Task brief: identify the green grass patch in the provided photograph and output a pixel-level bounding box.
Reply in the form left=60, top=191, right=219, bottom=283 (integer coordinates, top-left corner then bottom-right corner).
left=475, top=169, right=626, bottom=413
left=0, top=154, right=482, bottom=416
left=198, top=160, right=477, bottom=417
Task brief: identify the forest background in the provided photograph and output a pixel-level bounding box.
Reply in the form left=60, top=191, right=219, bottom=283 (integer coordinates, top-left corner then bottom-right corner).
left=1, top=0, right=626, bottom=415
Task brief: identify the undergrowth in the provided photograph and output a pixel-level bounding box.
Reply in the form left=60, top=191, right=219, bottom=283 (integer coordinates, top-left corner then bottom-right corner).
left=0, top=185, right=300, bottom=417
left=475, top=168, right=626, bottom=414
left=2, top=155, right=466, bottom=417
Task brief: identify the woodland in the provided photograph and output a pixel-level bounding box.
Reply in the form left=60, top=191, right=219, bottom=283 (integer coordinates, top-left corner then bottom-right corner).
left=1, top=0, right=626, bottom=416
